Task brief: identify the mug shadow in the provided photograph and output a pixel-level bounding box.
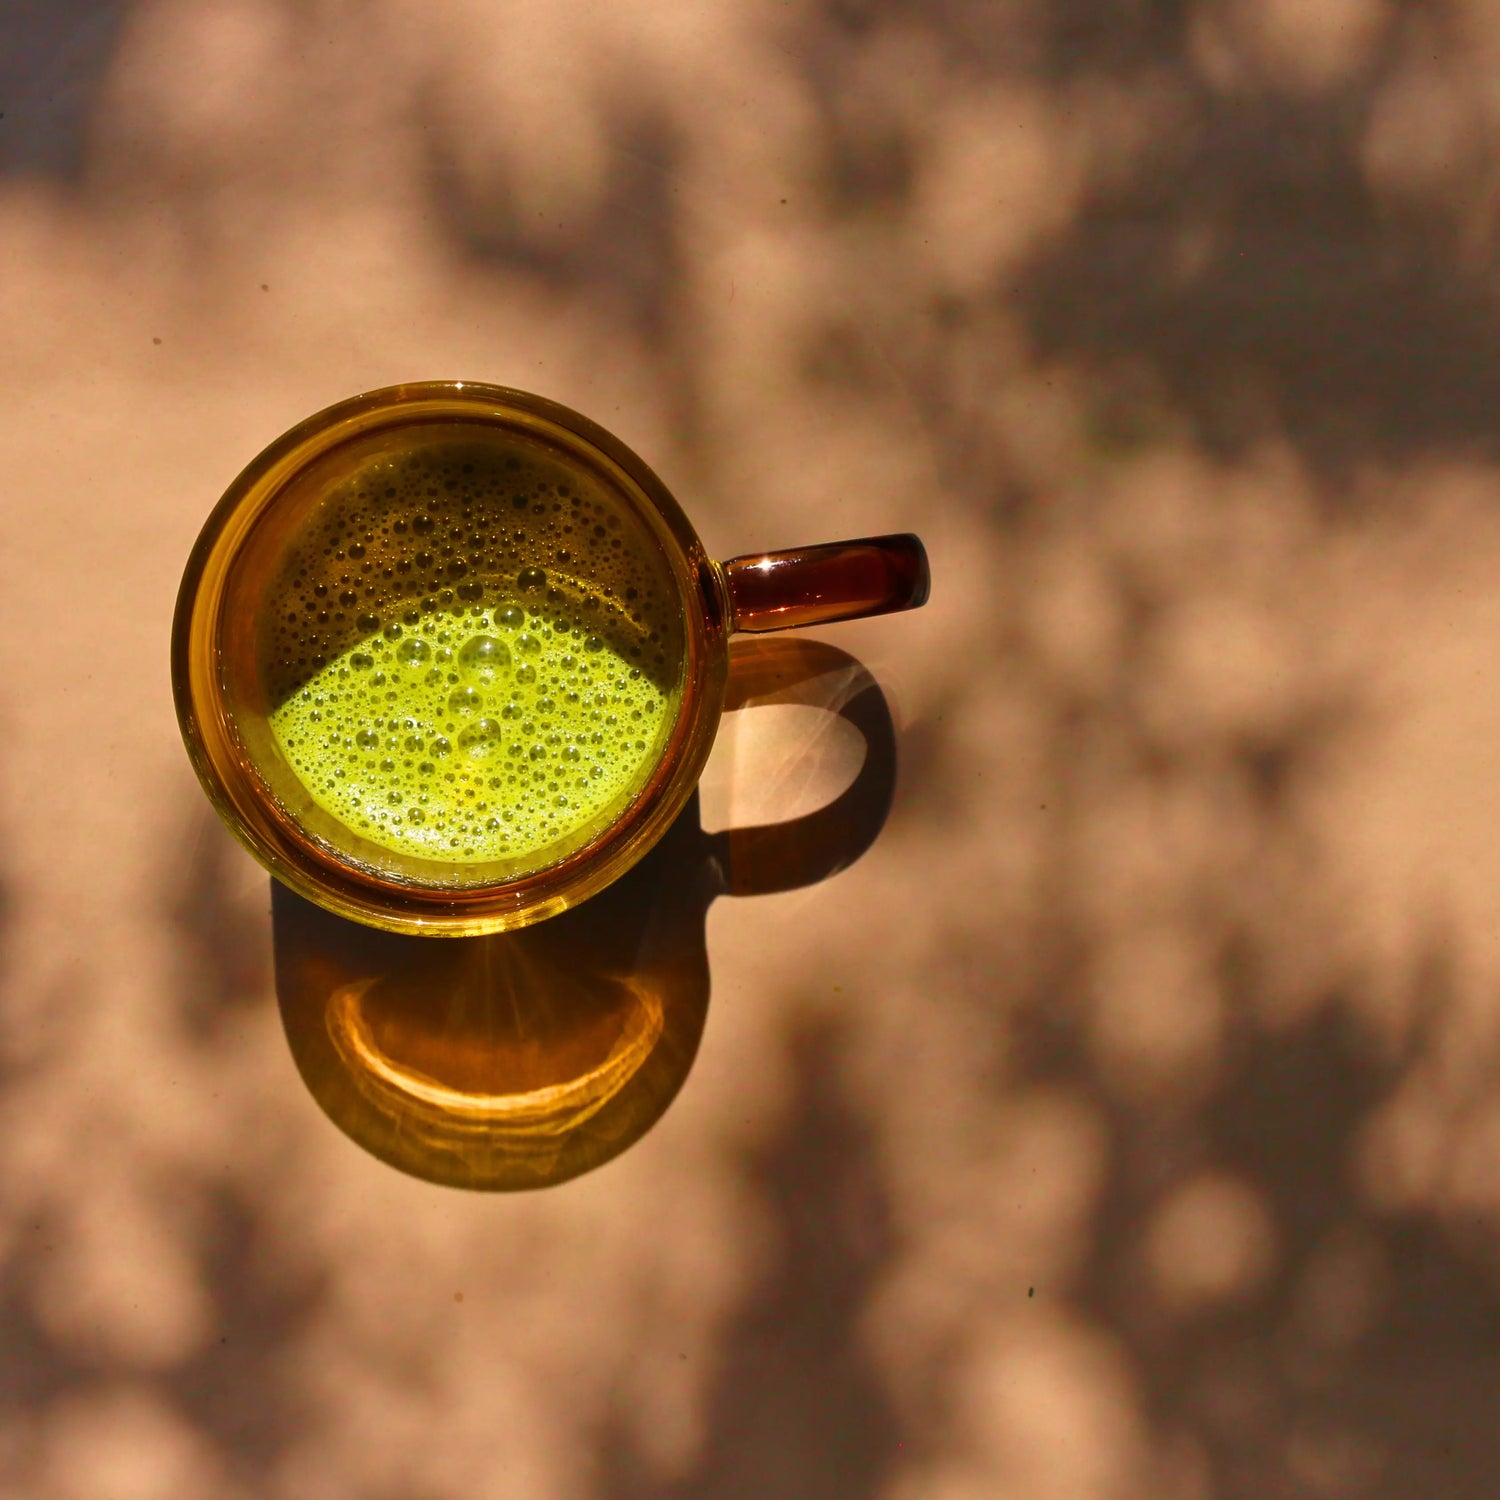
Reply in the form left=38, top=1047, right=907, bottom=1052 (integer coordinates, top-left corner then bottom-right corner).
left=271, top=636, right=897, bottom=1190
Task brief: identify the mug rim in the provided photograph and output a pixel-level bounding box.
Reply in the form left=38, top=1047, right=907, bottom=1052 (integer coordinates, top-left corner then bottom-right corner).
left=172, top=381, right=730, bottom=936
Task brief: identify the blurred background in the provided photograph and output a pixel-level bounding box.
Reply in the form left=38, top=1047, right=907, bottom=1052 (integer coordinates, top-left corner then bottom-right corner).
left=4, top=0, right=1500, bottom=1495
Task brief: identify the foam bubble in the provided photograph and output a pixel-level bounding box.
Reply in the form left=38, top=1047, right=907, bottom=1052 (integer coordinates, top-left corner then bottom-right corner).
left=459, top=719, right=502, bottom=757
left=458, top=635, right=510, bottom=683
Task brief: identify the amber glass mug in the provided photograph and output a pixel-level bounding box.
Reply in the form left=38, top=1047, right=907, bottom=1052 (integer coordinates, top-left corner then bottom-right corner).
left=174, top=382, right=928, bottom=935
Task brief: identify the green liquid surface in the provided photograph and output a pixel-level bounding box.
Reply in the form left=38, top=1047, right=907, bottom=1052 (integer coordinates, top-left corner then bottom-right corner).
left=258, top=430, right=682, bottom=869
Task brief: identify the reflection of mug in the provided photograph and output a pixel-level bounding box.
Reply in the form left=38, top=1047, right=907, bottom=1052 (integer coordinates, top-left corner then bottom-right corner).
left=174, top=383, right=928, bottom=935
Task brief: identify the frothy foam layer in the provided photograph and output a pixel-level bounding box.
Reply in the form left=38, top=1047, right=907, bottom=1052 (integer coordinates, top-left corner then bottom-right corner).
left=257, top=429, right=683, bottom=869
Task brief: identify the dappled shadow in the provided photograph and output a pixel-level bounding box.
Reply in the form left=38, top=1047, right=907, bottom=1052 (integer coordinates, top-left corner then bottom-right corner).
left=784, top=0, right=1500, bottom=497
left=602, top=1019, right=898, bottom=1500
left=168, top=810, right=274, bottom=1041
left=425, top=102, right=685, bottom=352
left=1013, top=1, right=1500, bottom=485
left=0, top=1172, right=325, bottom=1496
left=0, top=805, right=316, bottom=1495
left=1007, top=935, right=1500, bottom=1498
left=160, top=1184, right=328, bottom=1486
left=422, top=97, right=704, bottom=451
left=1014, top=86, right=1500, bottom=481
left=0, top=0, right=131, bottom=180
left=12, top=0, right=1500, bottom=1495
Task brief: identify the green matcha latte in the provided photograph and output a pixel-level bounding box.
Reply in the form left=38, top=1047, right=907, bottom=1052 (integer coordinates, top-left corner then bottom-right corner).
left=257, top=429, right=683, bottom=873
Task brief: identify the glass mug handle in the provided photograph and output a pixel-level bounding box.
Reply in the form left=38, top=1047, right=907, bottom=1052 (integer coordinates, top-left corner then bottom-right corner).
left=720, top=533, right=930, bottom=632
